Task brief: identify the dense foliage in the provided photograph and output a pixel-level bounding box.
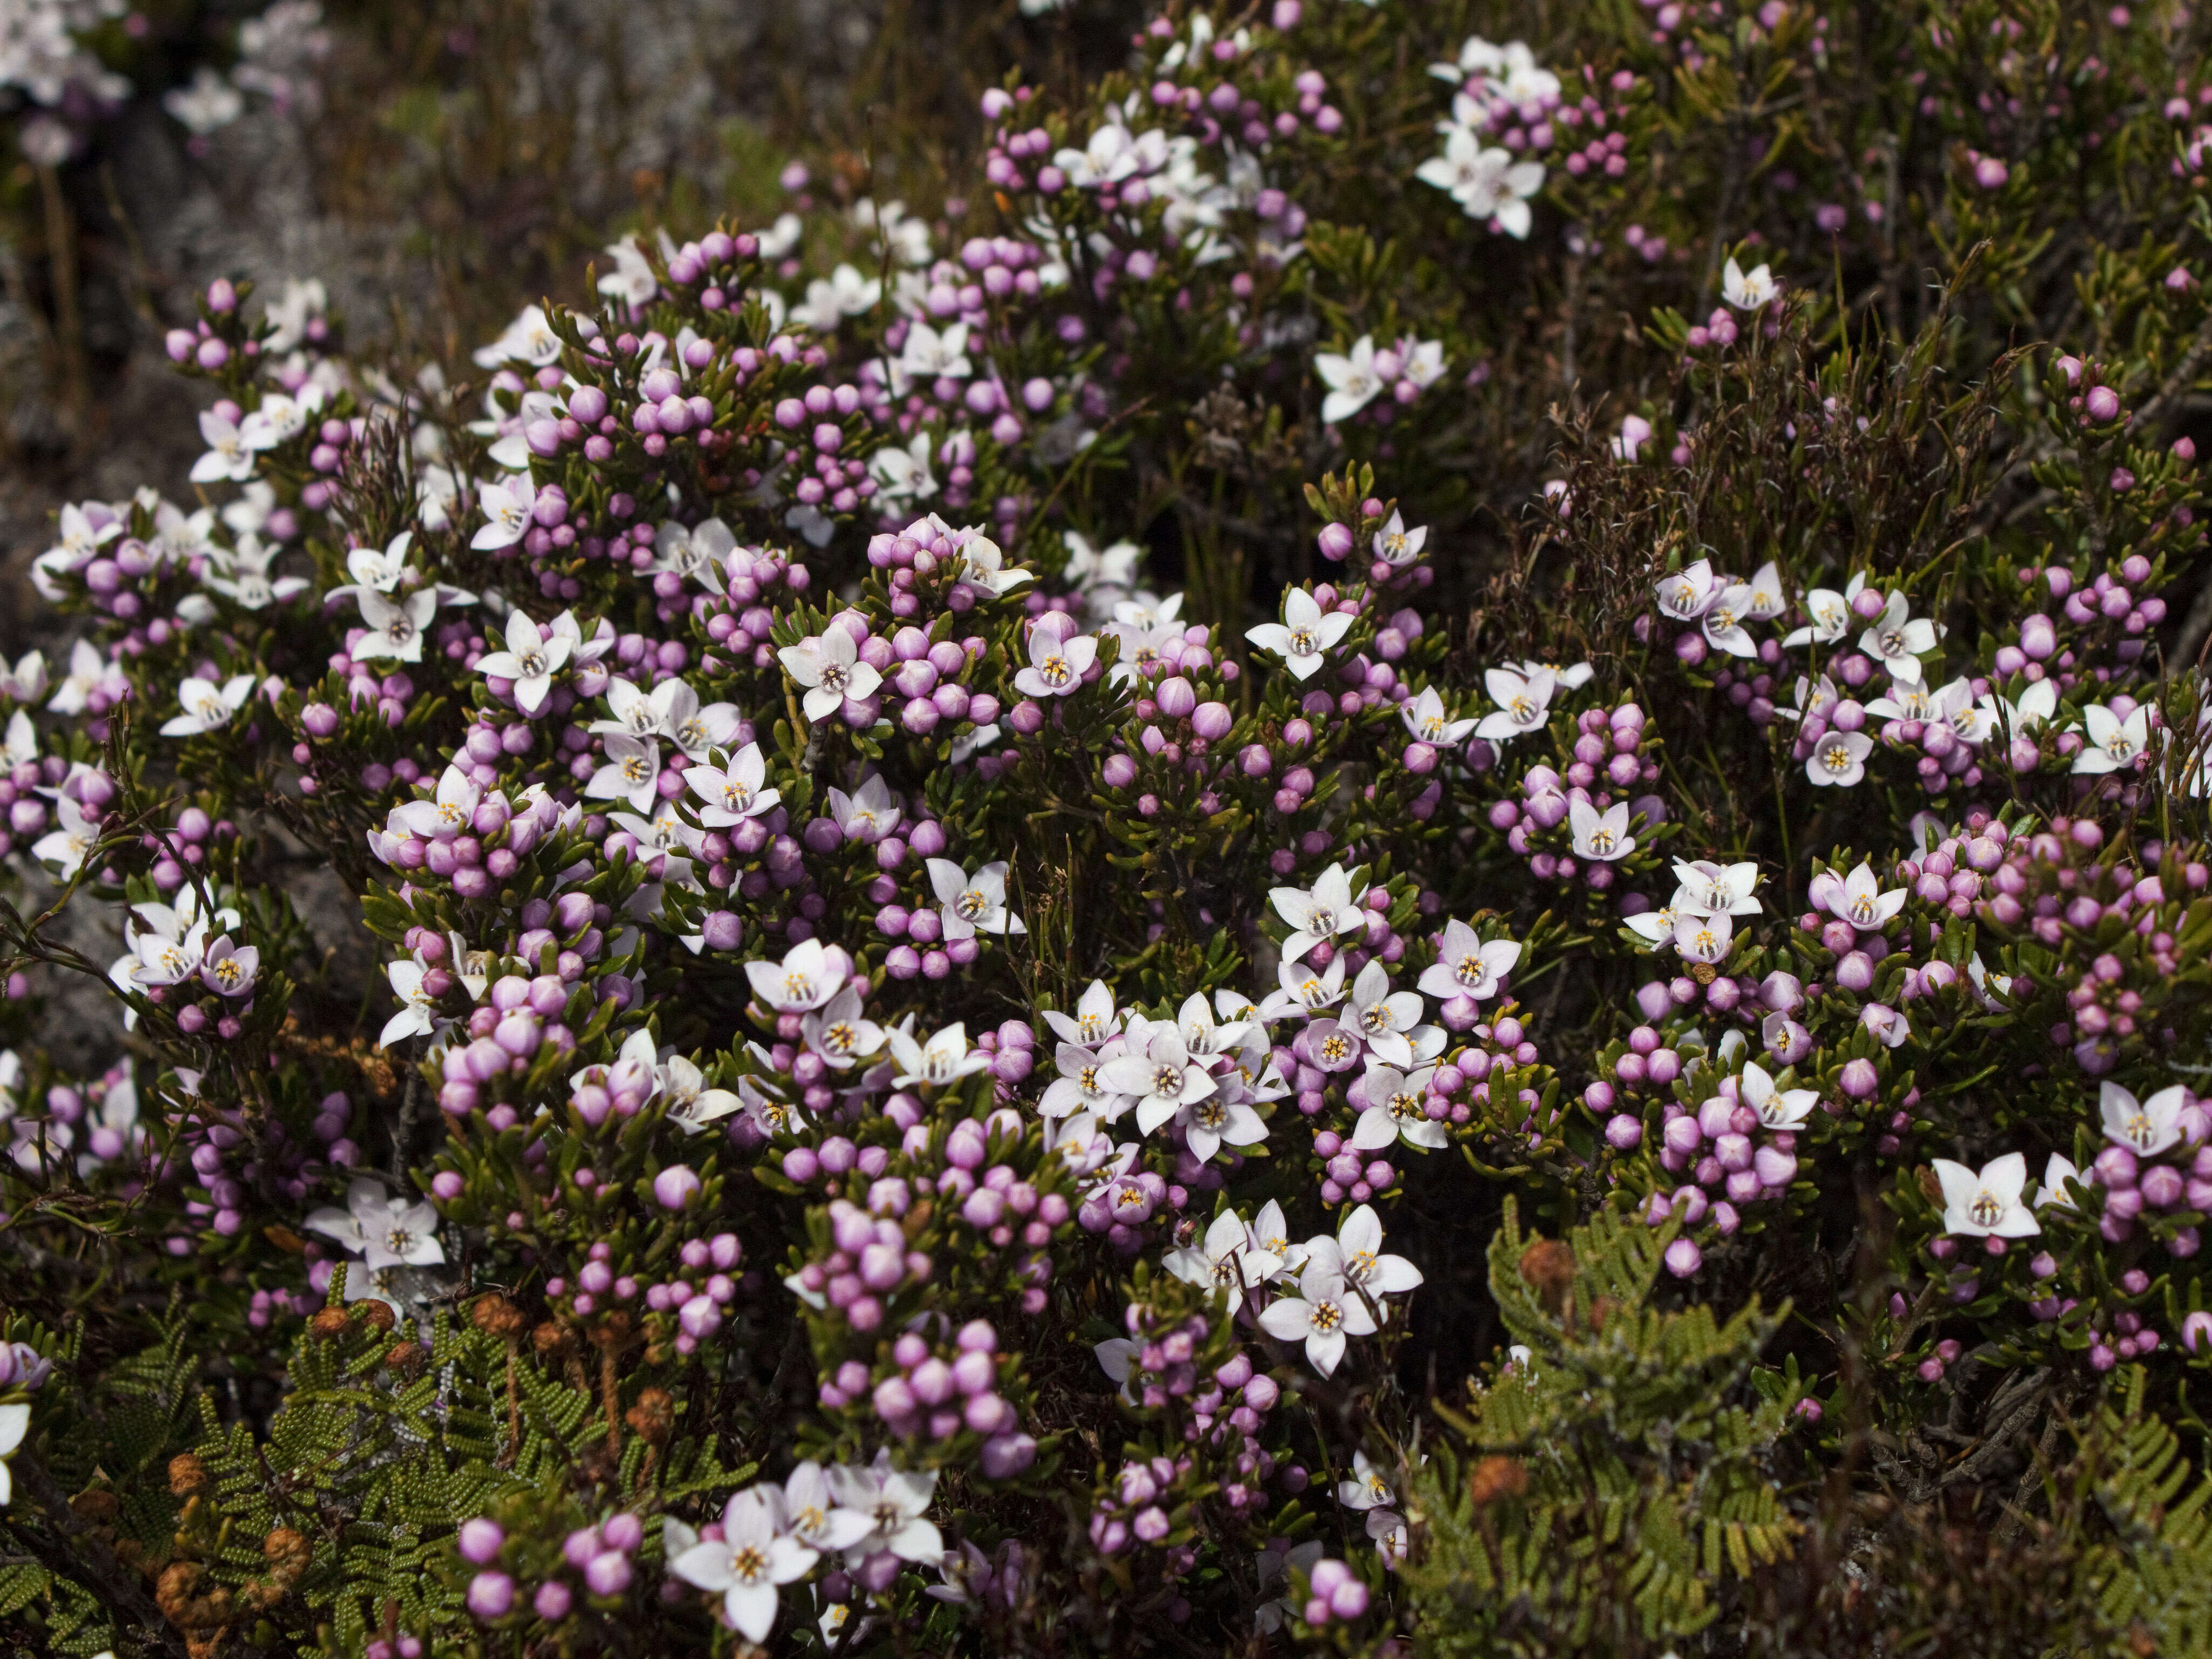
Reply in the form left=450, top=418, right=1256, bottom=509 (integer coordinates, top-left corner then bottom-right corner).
left=11, top=0, right=2212, bottom=1653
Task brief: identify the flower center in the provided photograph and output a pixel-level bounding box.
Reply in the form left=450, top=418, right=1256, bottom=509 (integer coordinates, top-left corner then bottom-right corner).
left=1970, top=1191, right=2002, bottom=1229
left=822, top=1021, right=856, bottom=1055
left=782, top=971, right=812, bottom=1002
left=1509, top=695, right=1536, bottom=723
left=210, top=958, right=244, bottom=989
left=1588, top=828, right=1615, bottom=854
left=1151, top=1064, right=1183, bottom=1097
left=1288, top=626, right=1318, bottom=656
left=721, top=782, right=753, bottom=813
left=955, top=888, right=990, bottom=921
left=1360, top=1003, right=1393, bottom=1034
left=1192, top=1099, right=1225, bottom=1130
left=1388, top=1091, right=1421, bottom=1121
left=383, top=1227, right=414, bottom=1256
left=1309, top=1300, right=1342, bottom=1332
left=515, top=646, right=545, bottom=677
left=1847, top=897, right=1876, bottom=926
left=730, top=1544, right=768, bottom=1584
left=1420, top=715, right=1445, bottom=739
left=1078, top=1064, right=1101, bottom=1092
left=1078, top=1011, right=1108, bottom=1041
left=1454, top=954, right=1486, bottom=988
left=1038, top=655, right=1071, bottom=686
left=1320, top=1033, right=1351, bottom=1064
left=621, top=756, right=652, bottom=783
left=2124, top=1111, right=2155, bottom=1149
left=1821, top=742, right=1853, bottom=773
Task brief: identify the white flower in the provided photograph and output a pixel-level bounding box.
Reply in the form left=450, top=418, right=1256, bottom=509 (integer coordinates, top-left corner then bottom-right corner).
left=305, top=1177, right=447, bottom=1269
left=900, top=321, right=972, bottom=382
left=1932, top=1153, right=2039, bottom=1238
left=1315, top=336, right=1383, bottom=424
left=473, top=305, right=565, bottom=369
left=1822, top=861, right=1906, bottom=931
left=1741, top=561, right=1789, bottom=620
left=475, top=608, right=572, bottom=716
left=238, top=385, right=324, bottom=451
left=1309, top=1204, right=1425, bottom=1304
left=1927, top=678, right=1993, bottom=746
left=1344, top=961, right=1427, bottom=1069
left=0, top=1402, right=26, bottom=1506
left=826, top=774, right=901, bottom=844
left=869, top=433, right=938, bottom=504
left=744, top=939, right=848, bottom=1014
left=1737, top=1060, right=1817, bottom=1129
left=1245, top=588, right=1353, bottom=679
left=1722, top=257, right=1780, bottom=309
left=45, top=639, right=107, bottom=716
left=1040, top=1040, right=1134, bottom=1121
left=1806, top=729, right=1873, bottom=787
left=1372, top=511, right=1428, bottom=566
left=1671, top=911, right=1735, bottom=965
left=1699, top=582, right=1759, bottom=657
left=1350, top=1062, right=1447, bottom=1151
left=191, top=410, right=257, bottom=484
left=585, top=733, right=664, bottom=813
left=659, top=1055, right=745, bottom=1135
left=1671, top=859, right=1762, bottom=917
left=1655, top=558, right=1722, bottom=621
left=1857, top=591, right=1940, bottom=683
left=799, top=988, right=885, bottom=1073
left=927, top=858, right=1025, bottom=939
left=470, top=477, right=536, bottom=551
left=1337, top=1451, right=1396, bottom=1513
left=2100, top=1081, right=2188, bottom=1156
left=1474, top=666, right=1556, bottom=743
left=783, top=1461, right=874, bottom=1555
left=159, top=673, right=255, bottom=738
left=671, top=1486, right=814, bottom=1643
left=1860, top=1003, right=1910, bottom=1049
left=1257, top=1260, right=1377, bottom=1377
left=830, top=1454, right=945, bottom=1563
left=1568, top=799, right=1634, bottom=862
left=354, top=588, right=437, bottom=663
left=1400, top=686, right=1474, bottom=746
left=2072, top=704, right=2152, bottom=774
left=1417, top=127, right=1545, bottom=235
left=379, top=960, right=440, bottom=1048
left=1978, top=678, right=2058, bottom=739
left=685, top=744, right=780, bottom=825
left=778, top=628, right=883, bottom=723
left=1417, top=920, right=1520, bottom=1002
left=1256, top=955, right=1347, bottom=1022
left=1267, top=863, right=1361, bottom=964
left=30, top=797, right=100, bottom=877
left=199, top=934, right=259, bottom=998
left=1043, top=980, right=1122, bottom=1047
left=885, top=1021, right=992, bottom=1088
left=2036, top=1152, right=2081, bottom=1210
left=1011, top=623, right=1097, bottom=699
left=206, top=535, right=309, bottom=611
left=1102, top=1028, right=1216, bottom=1133
left=1164, top=1210, right=1284, bottom=1314
left=795, top=264, right=882, bottom=332
left=597, top=235, right=659, bottom=309
left=1782, top=578, right=1861, bottom=649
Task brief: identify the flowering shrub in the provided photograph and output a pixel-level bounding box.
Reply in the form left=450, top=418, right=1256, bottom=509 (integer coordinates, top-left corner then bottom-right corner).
left=14, top=0, right=2212, bottom=1654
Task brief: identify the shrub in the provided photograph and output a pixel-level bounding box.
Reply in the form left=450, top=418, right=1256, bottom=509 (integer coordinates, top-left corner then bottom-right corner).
left=9, top=0, right=2212, bottom=1654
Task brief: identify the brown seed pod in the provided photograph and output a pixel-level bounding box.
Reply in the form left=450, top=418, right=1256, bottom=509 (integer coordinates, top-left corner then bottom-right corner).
left=588, top=1310, right=637, bottom=1352
left=533, top=1319, right=578, bottom=1361
left=625, top=1387, right=675, bottom=1445
left=1517, top=1238, right=1576, bottom=1313
left=472, top=1293, right=528, bottom=1339
left=354, top=1299, right=397, bottom=1336
left=156, top=1560, right=234, bottom=1630
left=168, top=1452, right=211, bottom=1498
left=262, top=1526, right=311, bottom=1586
left=1468, top=1454, right=1530, bottom=1508
left=309, top=1307, right=352, bottom=1340
left=386, top=1340, right=426, bottom=1375
left=70, top=1488, right=120, bottom=1523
